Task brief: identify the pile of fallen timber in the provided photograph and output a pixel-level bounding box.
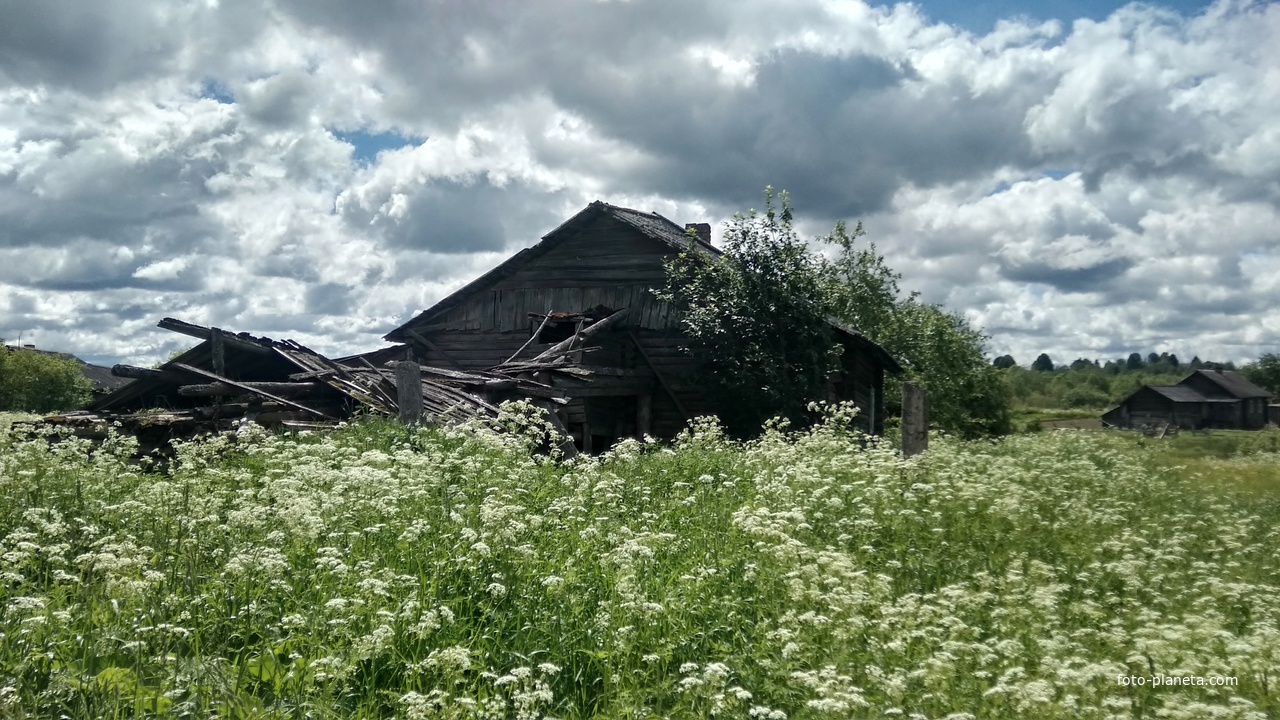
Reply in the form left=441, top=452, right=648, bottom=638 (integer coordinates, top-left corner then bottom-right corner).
left=32, top=314, right=633, bottom=458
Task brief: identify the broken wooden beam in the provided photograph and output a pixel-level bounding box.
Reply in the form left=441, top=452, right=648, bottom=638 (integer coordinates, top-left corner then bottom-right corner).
left=501, top=310, right=554, bottom=365
left=527, top=308, right=629, bottom=364
left=112, top=364, right=184, bottom=382
left=627, top=330, right=690, bottom=422
left=169, top=362, right=338, bottom=420
left=177, top=382, right=328, bottom=398
left=288, top=369, right=335, bottom=380
left=157, top=318, right=272, bottom=355
left=403, top=328, right=466, bottom=371
left=534, top=400, right=579, bottom=459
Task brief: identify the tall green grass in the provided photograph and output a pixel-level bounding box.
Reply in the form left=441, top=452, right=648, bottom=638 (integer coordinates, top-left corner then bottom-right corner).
left=1, top=407, right=1278, bottom=718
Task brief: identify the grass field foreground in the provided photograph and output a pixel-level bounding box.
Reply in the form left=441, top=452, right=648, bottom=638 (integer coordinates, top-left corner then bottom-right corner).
left=1, top=406, right=1278, bottom=718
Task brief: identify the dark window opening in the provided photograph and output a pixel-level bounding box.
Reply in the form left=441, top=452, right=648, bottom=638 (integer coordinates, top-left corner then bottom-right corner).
left=537, top=321, right=579, bottom=344
left=530, top=306, right=616, bottom=344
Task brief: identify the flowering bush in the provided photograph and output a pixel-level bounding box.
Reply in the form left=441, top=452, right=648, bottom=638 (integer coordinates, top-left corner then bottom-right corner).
left=1, top=414, right=1277, bottom=718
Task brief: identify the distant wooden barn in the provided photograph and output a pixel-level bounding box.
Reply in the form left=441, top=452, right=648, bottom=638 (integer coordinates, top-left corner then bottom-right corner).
left=383, top=201, right=901, bottom=450
left=1102, top=369, right=1273, bottom=430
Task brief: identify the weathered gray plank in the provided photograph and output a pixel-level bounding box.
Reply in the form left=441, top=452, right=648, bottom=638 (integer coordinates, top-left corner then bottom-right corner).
left=210, top=329, right=225, bottom=377
left=396, top=361, right=424, bottom=424
left=902, top=381, right=928, bottom=457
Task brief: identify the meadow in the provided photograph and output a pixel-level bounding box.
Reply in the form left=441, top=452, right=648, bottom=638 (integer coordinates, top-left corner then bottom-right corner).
left=1, top=405, right=1278, bottom=719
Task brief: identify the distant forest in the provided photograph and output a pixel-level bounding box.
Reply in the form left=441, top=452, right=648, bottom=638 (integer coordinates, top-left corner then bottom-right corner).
left=995, top=351, right=1280, bottom=411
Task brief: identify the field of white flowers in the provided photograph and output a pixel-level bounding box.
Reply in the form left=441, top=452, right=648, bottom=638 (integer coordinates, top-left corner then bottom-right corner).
left=2, top=405, right=1278, bottom=719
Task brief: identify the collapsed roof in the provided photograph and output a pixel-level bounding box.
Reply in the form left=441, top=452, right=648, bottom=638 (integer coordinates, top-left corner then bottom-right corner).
left=43, top=313, right=636, bottom=457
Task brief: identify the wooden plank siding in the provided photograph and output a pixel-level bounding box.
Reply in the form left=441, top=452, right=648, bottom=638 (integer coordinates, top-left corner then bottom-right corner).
left=833, top=338, right=886, bottom=433
left=427, top=215, right=681, bottom=333
left=432, top=285, right=675, bottom=333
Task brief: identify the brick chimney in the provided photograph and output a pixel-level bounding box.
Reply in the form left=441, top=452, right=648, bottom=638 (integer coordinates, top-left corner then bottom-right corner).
left=684, top=222, right=711, bottom=245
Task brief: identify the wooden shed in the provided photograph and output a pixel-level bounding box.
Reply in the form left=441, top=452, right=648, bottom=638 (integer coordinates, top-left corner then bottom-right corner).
left=1102, top=369, right=1273, bottom=430
left=384, top=201, right=901, bottom=450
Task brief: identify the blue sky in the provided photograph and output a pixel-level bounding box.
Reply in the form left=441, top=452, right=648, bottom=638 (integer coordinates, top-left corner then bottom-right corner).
left=333, top=130, right=425, bottom=166
left=915, top=0, right=1215, bottom=31
left=0, top=0, right=1277, bottom=367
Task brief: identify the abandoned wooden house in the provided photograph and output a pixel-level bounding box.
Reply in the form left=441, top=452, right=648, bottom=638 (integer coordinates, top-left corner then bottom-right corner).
left=49, top=201, right=900, bottom=455
left=1102, top=369, right=1273, bottom=430
left=380, top=200, right=902, bottom=450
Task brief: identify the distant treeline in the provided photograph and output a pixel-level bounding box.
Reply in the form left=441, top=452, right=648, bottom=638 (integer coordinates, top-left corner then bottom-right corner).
left=994, top=351, right=1280, bottom=411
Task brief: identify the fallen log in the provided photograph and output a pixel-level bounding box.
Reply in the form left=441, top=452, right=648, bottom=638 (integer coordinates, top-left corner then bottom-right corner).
left=169, top=363, right=338, bottom=420
left=112, top=364, right=185, bottom=382
left=177, top=382, right=327, bottom=397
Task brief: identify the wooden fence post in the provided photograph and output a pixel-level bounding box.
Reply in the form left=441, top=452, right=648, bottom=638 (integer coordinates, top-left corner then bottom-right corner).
left=396, top=361, right=424, bottom=425
left=902, top=381, right=928, bottom=457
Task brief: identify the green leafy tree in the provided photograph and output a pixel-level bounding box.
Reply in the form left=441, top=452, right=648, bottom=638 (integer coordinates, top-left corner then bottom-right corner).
left=824, top=219, right=900, bottom=338
left=1063, top=385, right=1110, bottom=409
left=875, top=300, right=1013, bottom=437
left=0, top=344, right=92, bottom=412
left=662, top=187, right=1013, bottom=438
left=1031, top=353, right=1055, bottom=372
left=1242, top=353, right=1280, bottom=396
left=1127, top=352, right=1146, bottom=371
left=660, top=189, right=839, bottom=435
left=818, top=208, right=1012, bottom=437
left=993, top=354, right=1017, bottom=369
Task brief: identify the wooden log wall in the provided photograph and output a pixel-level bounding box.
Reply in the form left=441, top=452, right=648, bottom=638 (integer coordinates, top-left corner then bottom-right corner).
left=429, top=286, right=677, bottom=333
